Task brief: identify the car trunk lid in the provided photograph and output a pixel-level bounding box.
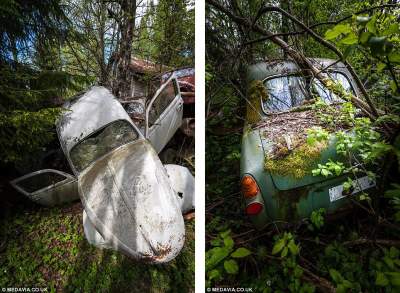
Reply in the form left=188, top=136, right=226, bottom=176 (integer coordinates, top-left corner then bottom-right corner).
left=261, top=135, right=342, bottom=190
left=257, top=109, right=348, bottom=191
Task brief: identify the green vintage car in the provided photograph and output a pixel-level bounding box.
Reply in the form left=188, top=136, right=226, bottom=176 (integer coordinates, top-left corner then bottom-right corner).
left=240, top=58, right=376, bottom=229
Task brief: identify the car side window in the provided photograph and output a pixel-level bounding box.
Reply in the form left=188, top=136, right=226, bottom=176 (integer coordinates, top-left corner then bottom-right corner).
left=148, top=80, right=177, bottom=127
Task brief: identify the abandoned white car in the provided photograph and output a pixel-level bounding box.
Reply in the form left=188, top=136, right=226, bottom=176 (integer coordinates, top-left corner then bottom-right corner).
left=10, top=75, right=194, bottom=263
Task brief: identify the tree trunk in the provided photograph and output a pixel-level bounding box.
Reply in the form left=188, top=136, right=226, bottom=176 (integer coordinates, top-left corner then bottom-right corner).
left=113, top=0, right=136, bottom=99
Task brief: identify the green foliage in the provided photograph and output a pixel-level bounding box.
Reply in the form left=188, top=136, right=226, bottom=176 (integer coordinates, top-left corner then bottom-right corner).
left=312, top=160, right=345, bottom=177
left=0, top=204, right=194, bottom=291
left=324, top=10, right=400, bottom=94
left=329, top=269, right=355, bottom=292
left=136, top=0, right=194, bottom=67
left=306, top=127, right=330, bottom=146
left=0, top=108, right=62, bottom=163
left=272, top=232, right=299, bottom=257
left=309, top=208, right=326, bottom=230
left=206, top=230, right=251, bottom=286
left=312, top=100, right=392, bottom=181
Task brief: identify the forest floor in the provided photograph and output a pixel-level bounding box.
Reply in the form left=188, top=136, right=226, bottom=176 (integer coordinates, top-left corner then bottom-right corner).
left=0, top=200, right=194, bottom=293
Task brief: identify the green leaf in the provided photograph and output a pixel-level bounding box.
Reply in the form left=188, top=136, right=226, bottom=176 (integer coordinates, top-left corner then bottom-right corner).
left=359, top=32, right=372, bottom=44
left=231, top=247, right=251, bottom=258
left=376, top=62, right=386, bottom=72
left=390, top=81, right=398, bottom=94
left=287, top=240, right=299, bottom=255
left=325, top=29, right=341, bottom=40
left=388, top=52, right=400, bottom=64
left=384, top=256, right=395, bottom=269
left=272, top=238, right=286, bottom=255
left=224, top=259, right=239, bottom=274
left=335, top=24, right=352, bottom=34
left=205, top=247, right=231, bottom=271
left=366, top=16, right=377, bottom=34
left=321, top=168, right=331, bottom=177
left=325, top=24, right=351, bottom=40
left=208, top=269, right=221, bottom=281
left=223, top=236, right=234, bottom=250
left=368, top=36, right=387, bottom=55
left=329, top=269, right=343, bottom=283
left=383, top=23, right=400, bottom=35
left=340, top=33, right=358, bottom=45
left=336, top=284, right=346, bottom=293
left=312, top=169, right=321, bottom=176
left=342, top=280, right=353, bottom=289
left=376, top=272, right=389, bottom=286
left=210, top=238, right=221, bottom=247
left=386, top=272, right=400, bottom=286
left=220, top=230, right=231, bottom=239
left=281, top=247, right=288, bottom=258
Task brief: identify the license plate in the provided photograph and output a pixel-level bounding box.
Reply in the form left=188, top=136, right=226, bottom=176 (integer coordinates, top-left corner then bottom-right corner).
left=329, top=176, right=376, bottom=202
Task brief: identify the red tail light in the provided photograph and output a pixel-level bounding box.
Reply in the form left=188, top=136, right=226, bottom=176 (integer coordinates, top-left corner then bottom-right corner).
left=241, top=175, right=259, bottom=198
left=246, top=202, right=263, bottom=215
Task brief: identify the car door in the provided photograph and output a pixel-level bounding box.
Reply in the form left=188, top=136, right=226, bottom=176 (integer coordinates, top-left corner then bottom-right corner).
left=145, top=75, right=183, bottom=153
left=10, top=169, right=79, bottom=206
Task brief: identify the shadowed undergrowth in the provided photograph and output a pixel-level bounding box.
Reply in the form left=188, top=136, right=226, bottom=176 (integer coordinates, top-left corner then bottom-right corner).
left=0, top=202, right=194, bottom=293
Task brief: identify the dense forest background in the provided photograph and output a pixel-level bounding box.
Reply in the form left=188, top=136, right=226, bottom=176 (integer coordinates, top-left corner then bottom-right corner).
left=206, top=0, right=400, bottom=292
left=0, top=0, right=194, bottom=291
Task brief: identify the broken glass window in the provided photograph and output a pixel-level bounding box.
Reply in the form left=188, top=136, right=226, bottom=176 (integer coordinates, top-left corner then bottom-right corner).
left=70, top=120, right=139, bottom=172
left=263, top=75, right=308, bottom=112
left=313, top=72, right=354, bottom=104
left=262, top=72, right=355, bottom=113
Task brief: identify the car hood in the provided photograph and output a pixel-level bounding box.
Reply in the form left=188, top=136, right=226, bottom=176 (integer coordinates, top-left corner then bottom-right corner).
left=77, top=139, right=185, bottom=263
left=257, top=125, right=343, bottom=191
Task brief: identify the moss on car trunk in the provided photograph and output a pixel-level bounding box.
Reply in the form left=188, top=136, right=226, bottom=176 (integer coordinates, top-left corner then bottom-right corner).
left=264, top=141, right=328, bottom=178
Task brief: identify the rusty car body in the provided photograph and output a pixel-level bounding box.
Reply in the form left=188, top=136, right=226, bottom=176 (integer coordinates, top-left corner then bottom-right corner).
left=10, top=75, right=194, bottom=263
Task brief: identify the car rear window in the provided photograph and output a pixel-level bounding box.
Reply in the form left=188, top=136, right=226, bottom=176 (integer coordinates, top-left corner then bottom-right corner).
left=70, top=120, right=138, bottom=172
left=262, top=72, right=354, bottom=113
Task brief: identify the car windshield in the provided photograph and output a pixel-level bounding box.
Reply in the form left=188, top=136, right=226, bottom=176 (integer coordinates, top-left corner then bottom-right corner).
left=262, top=72, right=354, bottom=113
left=70, top=120, right=139, bottom=172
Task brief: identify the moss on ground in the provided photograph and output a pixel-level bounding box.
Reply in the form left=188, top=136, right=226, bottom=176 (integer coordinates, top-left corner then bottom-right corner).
left=0, top=202, right=194, bottom=292
left=264, top=141, right=328, bottom=178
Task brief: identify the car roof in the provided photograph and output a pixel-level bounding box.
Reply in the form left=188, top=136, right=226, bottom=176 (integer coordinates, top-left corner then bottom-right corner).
left=56, top=86, right=142, bottom=156
left=247, top=58, right=349, bottom=83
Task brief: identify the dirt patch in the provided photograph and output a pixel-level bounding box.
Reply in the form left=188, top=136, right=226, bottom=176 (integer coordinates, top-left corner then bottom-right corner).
left=256, top=109, right=321, bottom=149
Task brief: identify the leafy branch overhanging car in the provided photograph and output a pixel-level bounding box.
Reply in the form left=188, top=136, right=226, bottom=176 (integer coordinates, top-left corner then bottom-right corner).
left=240, top=58, right=376, bottom=229
left=10, top=74, right=195, bottom=263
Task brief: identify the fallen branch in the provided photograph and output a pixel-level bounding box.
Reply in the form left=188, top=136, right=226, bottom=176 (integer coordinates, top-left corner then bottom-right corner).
left=207, top=0, right=379, bottom=121
left=301, top=265, right=336, bottom=293
left=254, top=5, right=380, bottom=119
left=343, top=238, right=400, bottom=247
